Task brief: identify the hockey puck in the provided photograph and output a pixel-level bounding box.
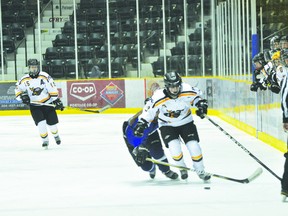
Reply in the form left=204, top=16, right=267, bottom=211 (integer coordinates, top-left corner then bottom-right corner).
left=204, top=187, right=211, bottom=190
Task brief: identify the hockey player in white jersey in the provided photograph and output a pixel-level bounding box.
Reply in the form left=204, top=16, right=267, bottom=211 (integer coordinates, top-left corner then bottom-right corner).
left=134, top=72, right=210, bottom=181
left=15, top=59, right=64, bottom=149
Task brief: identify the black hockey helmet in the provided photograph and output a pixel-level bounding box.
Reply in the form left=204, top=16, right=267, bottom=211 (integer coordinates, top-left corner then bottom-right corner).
left=280, top=35, right=288, bottom=49
left=27, top=59, right=40, bottom=78
left=252, top=52, right=267, bottom=70
left=163, top=72, right=182, bottom=98
left=280, top=49, right=288, bottom=67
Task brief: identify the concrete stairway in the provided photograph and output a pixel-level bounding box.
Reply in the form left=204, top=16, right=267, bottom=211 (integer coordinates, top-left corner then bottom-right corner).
left=5, top=0, right=78, bottom=80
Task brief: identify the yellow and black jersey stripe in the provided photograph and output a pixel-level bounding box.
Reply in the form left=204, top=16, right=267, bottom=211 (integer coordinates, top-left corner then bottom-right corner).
left=178, top=90, right=197, bottom=97
left=39, top=96, right=52, bottom=103
left=38, top=75, right=50, bottom=82
left=49, top=92, right=58, bottom=97
left=153, top=96, right=170, bottom=108
left=152, top=90, right=198, bottom=108
left=15, top=91, right=23, bottom=97
left=18, top=76, right=32, bottom=85
left=18, top=74, right=50, bottom=84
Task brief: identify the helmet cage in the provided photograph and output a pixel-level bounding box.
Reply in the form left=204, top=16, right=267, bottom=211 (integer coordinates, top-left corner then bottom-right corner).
left=27, top=59, right=40, bottom=78
left=164, top=72, right=182, bottom=98
left=252, top=53, right=267, bottom=70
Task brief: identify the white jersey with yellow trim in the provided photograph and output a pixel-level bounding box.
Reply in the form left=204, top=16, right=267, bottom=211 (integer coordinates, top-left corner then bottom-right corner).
left=278, top=66, right=288, bottom=119
left=15, top=72, right=59, bottom=104
left=139, top=82, right=203, bottom=127
left=276, top=65, right=288, bottom=86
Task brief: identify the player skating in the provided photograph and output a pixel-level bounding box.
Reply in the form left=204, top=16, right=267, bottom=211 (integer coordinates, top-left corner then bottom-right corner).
left=134, top=72, right=210, bottom=181
left=123, top=102, right=179, bottom=180
left=15, top=59, right=64, bottom=149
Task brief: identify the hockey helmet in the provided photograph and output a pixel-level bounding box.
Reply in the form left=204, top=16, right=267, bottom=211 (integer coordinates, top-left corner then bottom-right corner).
left=252, top=52, right=267, bottom=70
left=164, top=72, right=182, bottom=98
left=270, top=35, right=280, bottom=50
left=28, top=59, right=40, bottom=78
left=280, top=35, right=288, bottom=49
left=280, top=49, right=288, bottom=67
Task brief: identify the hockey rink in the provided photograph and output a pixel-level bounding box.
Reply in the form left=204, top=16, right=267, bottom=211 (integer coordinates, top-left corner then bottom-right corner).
left=0, top=113, right=287, bottom=216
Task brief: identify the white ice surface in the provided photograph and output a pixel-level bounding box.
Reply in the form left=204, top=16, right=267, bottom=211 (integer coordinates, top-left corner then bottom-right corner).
left=0, top=114, right=287, bottom=216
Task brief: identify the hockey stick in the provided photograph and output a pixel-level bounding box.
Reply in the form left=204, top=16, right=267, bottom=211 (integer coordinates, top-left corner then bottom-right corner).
left=30, top=102, right=111, bottom=113
left=205, top=115, right=282, bottom=181
left=65, top=104, right=111, bottom=113
left=82, top=105, right=111, bottom=113
left=146, top=158, right=263, bottom=184
left=30, top=101, right=56, bottom=107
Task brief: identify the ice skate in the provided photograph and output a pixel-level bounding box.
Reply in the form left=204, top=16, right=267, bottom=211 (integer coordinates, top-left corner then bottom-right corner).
left=197, top=170, right=211, bottom=181
left=281, top=190, right=288, bottom=202
left=149, top=165, right=156, bottom=179
left=54, top=136, right=61, bottom=145
left=42, top=141, right=49, bottom=150
left=164, top=170, right=179, bottom=180
left=180, top=170, right=188, bottom=180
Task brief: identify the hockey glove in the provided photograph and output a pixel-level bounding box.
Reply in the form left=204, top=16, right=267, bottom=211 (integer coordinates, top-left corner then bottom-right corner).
left=133, top=119, right=149, bottom=137
left=53, top=98, right=64, bottom=111
left=270, top=83, right=281, bottom=94
left=20, top=92, right=30, bottom=105
left=250, top=83, right=259, bottom=92
left=250, top=82, right=267, bottom=92
left=196, top=99, right=208, bottom=119
left=132, top=146, right=150, bottom=164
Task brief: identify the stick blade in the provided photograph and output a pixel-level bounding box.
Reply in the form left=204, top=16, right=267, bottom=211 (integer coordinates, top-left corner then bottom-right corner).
left=82, top=109, right=99, bottom=113
left=244, top=167, right=263, bottom=183
left=83, top=105, right=111, bottom=114
left=95, top=105, right=111, bottom=113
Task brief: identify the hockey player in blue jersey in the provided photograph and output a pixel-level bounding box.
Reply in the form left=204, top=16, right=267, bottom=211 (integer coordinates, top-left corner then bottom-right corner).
left=122, top=102, right=178, bottom=180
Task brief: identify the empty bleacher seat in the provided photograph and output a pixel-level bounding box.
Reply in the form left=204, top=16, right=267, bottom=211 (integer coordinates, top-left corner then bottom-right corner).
left=60, top=46, right=75, bottom=59
left=10, top=23, right=25, bottom=40
left=88, top=32, right=105, bottom=49
left=53, top=34, right=71, bottom=47
left=17, top=10, right=34, bottom=27
left=2, top=35, right=16, bottom=53
left=44, top=47, right=60, bottom=60
left=187, top=54, right=202, bottom=75
left=76, top=33, right=89, bottom=46
left=151, top=56, right=166, bottom=77
left=65, top=59, right=80, bottom=78
left=166, top=55, right=184, bottom=75
left=78, top=46, right=96, bottom=63
left=50, top=59, right=65, bottom=78
left=188, top=41, right=201, bottom=55
left=61, top=21, right=74, bottom=34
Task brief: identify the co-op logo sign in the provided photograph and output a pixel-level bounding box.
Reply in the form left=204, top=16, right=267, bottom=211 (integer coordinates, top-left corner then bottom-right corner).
left=70, top=83, right=96, bottom=101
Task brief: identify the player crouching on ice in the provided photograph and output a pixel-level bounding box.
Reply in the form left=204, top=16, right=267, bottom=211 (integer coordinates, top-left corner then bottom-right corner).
left=134, top=72, right=210, bottom=181
left=15, top=59, right=64, bottom=149
left=122, top=103, right=179, bottom=180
